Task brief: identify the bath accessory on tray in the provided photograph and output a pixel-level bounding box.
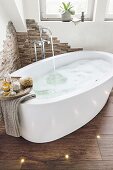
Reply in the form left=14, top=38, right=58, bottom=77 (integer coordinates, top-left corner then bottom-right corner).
left=20, top=77, right=33, bottom=89
left=0, top=77, right=32, bottom=100
left=0, top=93, right=36, bottom=137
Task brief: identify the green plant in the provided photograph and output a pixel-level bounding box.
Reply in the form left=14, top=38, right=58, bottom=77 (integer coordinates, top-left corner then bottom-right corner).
left=59, top=2, right=75, bottom=15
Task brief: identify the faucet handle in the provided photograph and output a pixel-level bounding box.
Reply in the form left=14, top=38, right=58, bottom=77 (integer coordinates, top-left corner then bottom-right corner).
left=38, top=41, right=42, bottom=46
left=47, top=40, right=51, bottom=45
left=43, top=40, right=51, bottom=45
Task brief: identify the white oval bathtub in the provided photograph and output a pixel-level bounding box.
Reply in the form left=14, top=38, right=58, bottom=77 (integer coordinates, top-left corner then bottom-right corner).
left=12, top=51, right=113, bottom=143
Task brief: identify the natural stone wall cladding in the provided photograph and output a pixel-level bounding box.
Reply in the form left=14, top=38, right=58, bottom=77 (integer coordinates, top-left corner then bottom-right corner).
left=0, top=19, right=83, bottom=73
left=0, top=22, right=21, bottom=77
left=17, top=19, right=83, bottom=67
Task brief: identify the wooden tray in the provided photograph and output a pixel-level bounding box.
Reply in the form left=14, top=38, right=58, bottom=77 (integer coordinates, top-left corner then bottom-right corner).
left=0, top=77, right=32, bottom=100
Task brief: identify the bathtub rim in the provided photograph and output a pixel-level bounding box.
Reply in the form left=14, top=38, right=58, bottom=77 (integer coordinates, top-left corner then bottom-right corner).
left=12, top=50, right=113, bottom=104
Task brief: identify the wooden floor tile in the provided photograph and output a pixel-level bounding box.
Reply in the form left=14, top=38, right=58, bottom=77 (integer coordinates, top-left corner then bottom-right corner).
left=21, top=160, right=113, bottom=170
left=96, top=117, right=113, bottom=135
left=102, top=98, right=113, bottom=117
left=0, top=160, right=21, bottom=170
left=0, top=133, right=101, bottom=161
left=97, top=135, right=113, bottom=160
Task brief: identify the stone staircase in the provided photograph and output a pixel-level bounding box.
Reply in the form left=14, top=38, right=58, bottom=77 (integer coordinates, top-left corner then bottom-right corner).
left=17, top=19, right=83, bottom=67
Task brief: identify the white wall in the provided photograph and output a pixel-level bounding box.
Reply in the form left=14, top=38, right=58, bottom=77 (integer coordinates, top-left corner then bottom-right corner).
left=23, top=0, right=113, bottom=53
left=15, top=0, right=25, bottom=27
left=0, top=4, right=10, bottom=51
left=0, top=0, right=26, bottom=32
left=23, top=0, right=39, bottom=21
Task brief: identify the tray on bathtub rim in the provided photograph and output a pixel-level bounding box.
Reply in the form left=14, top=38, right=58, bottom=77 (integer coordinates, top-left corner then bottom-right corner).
left=0, top=77, right=33, bottom=101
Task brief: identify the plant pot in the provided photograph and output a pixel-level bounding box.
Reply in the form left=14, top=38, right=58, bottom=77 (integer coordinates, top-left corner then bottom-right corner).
left=61, top=11, right=72, bottom=22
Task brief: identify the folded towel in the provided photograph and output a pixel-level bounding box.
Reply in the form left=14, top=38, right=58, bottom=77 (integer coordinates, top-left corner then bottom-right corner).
left=0, top=93, right=36, bottom=137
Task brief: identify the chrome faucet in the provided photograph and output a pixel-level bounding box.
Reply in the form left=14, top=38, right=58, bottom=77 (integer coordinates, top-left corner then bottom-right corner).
left=33, top=26, right=54, bottom=61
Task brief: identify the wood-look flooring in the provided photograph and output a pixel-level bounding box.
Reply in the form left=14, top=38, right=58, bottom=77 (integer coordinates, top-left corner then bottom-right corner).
left=1, top=92, right=113, bottom=170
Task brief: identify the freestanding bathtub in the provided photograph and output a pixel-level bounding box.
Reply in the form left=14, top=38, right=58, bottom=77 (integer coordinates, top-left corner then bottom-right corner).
left=12, top=51, right=113, bottom=143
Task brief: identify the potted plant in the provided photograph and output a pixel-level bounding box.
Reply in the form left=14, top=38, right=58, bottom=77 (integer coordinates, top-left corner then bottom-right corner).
left=59, top=2, right=75, bottom=22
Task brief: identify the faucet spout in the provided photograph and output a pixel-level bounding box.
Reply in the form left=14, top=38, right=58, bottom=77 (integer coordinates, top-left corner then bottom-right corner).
left=39, top=26, right=52, bottom=38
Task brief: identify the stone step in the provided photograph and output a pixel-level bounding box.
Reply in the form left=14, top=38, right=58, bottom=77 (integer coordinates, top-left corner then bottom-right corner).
left=27, top=23, right=39, bottom=28
left=16, top=32, right=28, bottom=36
left=28, top=31, right=40, bottom=36
left=52, top=37, right=59, bottom=40
left=68, top=48, right=83, bottom=52
left=28, top=36, right=41, bottom=40
left=26, top=19, right=36, bottom=24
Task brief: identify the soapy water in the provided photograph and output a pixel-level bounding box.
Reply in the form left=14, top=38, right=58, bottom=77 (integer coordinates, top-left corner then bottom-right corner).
left=33, top=59, right=112, bottom=99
